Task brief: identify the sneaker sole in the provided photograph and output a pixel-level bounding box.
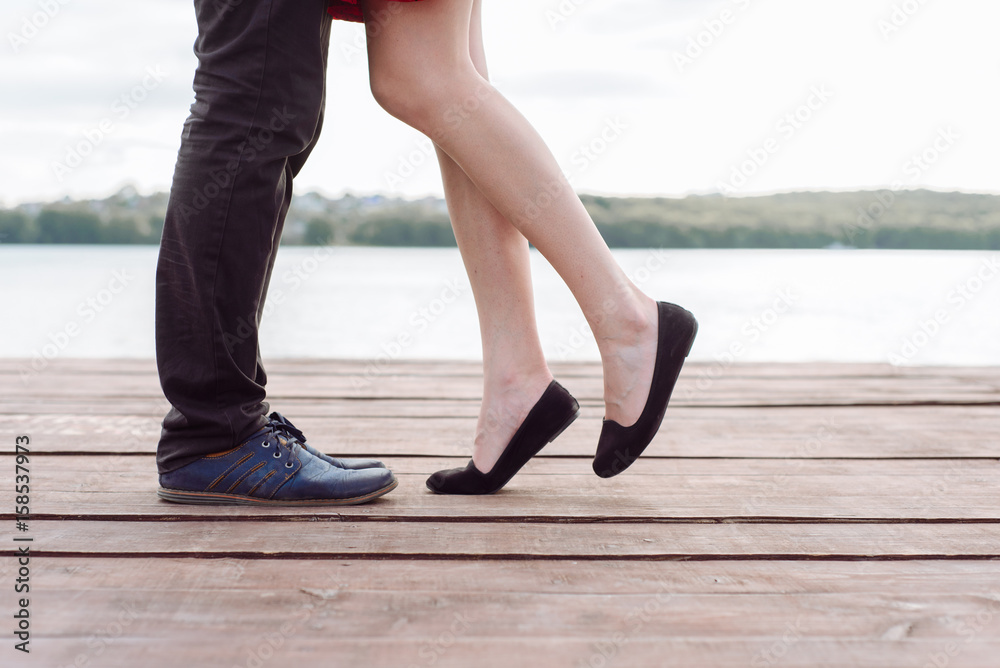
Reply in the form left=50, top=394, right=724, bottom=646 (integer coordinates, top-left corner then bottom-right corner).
left=157, top=478, right=399, bottom=506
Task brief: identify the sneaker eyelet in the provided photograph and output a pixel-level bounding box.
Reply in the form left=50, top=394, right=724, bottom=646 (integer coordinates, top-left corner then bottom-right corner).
left=285, top=462, right=294, bottom=468
left=261, top=440, right=271, bottom=448
left=273, top=452, right=281, bottom=459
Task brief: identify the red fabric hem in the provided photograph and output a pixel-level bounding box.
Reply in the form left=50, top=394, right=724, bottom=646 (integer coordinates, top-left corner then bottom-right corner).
left=328, top=0, right=421, bottom=23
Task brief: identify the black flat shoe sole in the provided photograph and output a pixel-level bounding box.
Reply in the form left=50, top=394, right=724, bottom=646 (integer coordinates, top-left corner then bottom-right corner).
left=593, top=302, right=698, bottom=478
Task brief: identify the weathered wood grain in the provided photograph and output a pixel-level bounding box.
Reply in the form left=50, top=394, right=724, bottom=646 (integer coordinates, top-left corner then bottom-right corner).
left=1, top=359, right=996, bottom=667
left=3, top=360, right=998, bottom=405
left=13, top=520, right=1000, bottom=558
left=6, top=455, right=999, bottom=520
left=3, top=405, right=998, bottom=458
left=3, top=559, right=999, bottom=667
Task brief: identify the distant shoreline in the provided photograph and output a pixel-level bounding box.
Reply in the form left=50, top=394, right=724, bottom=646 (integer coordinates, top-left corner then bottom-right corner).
left=2, top=188, right=998, bottom=250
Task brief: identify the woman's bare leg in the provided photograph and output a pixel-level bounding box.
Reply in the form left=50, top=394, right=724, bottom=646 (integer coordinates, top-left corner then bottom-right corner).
left=430, top=1, right=552, bottom=473
left=362, top=0, right=659, bottom=440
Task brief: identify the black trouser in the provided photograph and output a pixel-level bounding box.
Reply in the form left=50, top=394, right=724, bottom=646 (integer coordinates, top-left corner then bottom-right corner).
left=155, top=0, right=332, bottom=473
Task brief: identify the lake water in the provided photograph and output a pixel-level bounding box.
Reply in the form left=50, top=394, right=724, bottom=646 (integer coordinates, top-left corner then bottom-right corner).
left=2, top=245, right=998, bottom=366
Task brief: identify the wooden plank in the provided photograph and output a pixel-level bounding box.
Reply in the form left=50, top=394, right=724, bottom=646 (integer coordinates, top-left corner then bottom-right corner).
left=14, top=556, right=1000, bottom=595
left=10, top=456, right=1000, bottom=520
left=17, top=589, right=1000, bottom=643
left=5, top=559, right=1000, bottom=666
left=4, top=362, right=998, bottom=405
left=15, top=576, right=1000, bottom=641
left=5, top=373, right=996, bottom=405
left=12, top=520, right=1000, bottom=558
left=19, top=638, right=1000, bottom=668
left=3, top=405, right=998, bottom=458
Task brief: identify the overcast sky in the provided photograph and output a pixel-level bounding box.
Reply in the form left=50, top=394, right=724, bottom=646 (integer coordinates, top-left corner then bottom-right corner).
left=2, top=0, right=998, bottom=207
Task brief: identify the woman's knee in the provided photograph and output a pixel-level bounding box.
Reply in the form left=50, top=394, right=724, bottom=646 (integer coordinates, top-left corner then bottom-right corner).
left=368, top=62, right=414, bottom=121
left=369, top=58, right=438, bottom=127
left=369, top=56, right=483, bottom=136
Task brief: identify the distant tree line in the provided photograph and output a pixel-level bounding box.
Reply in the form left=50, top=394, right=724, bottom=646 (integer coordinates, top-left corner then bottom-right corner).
left=583, top=190, right=1000, bottom=250
left=592, top=222, right=1000, bottom=250
left=3, top=189, right=999, bottom=249
left=0, top=209, right=163, bottom=244
left=303, top=209, right=458, bottom=247
left=297, top=189, right=1000, bottom=249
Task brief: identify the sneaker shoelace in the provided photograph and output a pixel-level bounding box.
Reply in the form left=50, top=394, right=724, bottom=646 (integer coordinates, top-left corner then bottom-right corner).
left=267, top=412, right=308, bottom=446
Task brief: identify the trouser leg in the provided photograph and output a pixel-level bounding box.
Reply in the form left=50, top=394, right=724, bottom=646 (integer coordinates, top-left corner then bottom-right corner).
left=155, top=0, right=331, bottom=473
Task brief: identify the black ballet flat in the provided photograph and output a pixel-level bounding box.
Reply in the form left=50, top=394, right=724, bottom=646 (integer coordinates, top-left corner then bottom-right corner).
left=426, top=380, right=580, bottom=495
left=593, top=302, right=698, bottom=478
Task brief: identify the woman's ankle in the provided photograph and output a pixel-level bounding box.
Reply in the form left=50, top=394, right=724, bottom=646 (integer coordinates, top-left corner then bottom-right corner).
left=596, top=294, right=659, bottom=425
left=482, top=344, right=551, bottom=388
left=593, top=291, right=657, bottom=355
left=482, top=362, right=553, bottom=399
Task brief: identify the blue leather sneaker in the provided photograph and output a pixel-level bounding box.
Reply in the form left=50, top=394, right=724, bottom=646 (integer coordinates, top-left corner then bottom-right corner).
left=158, top=422, right=397, bottom=506
left=267, top=412, right=386, bottom=470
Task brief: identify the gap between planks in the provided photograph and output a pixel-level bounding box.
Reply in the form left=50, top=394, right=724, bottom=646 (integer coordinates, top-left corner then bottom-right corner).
left=11, top=515, right=1000, bottom=525
left=12, top=521, right=1000, bottom=558
left=17, top=552, right=1000, bottom=562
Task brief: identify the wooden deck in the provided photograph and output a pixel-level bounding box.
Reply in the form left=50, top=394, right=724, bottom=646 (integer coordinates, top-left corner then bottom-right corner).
left=2, top=359, right=999, bottom=667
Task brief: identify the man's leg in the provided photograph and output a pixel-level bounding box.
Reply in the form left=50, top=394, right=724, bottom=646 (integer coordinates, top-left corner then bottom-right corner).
left=156, top=0, right=332, bottom=474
